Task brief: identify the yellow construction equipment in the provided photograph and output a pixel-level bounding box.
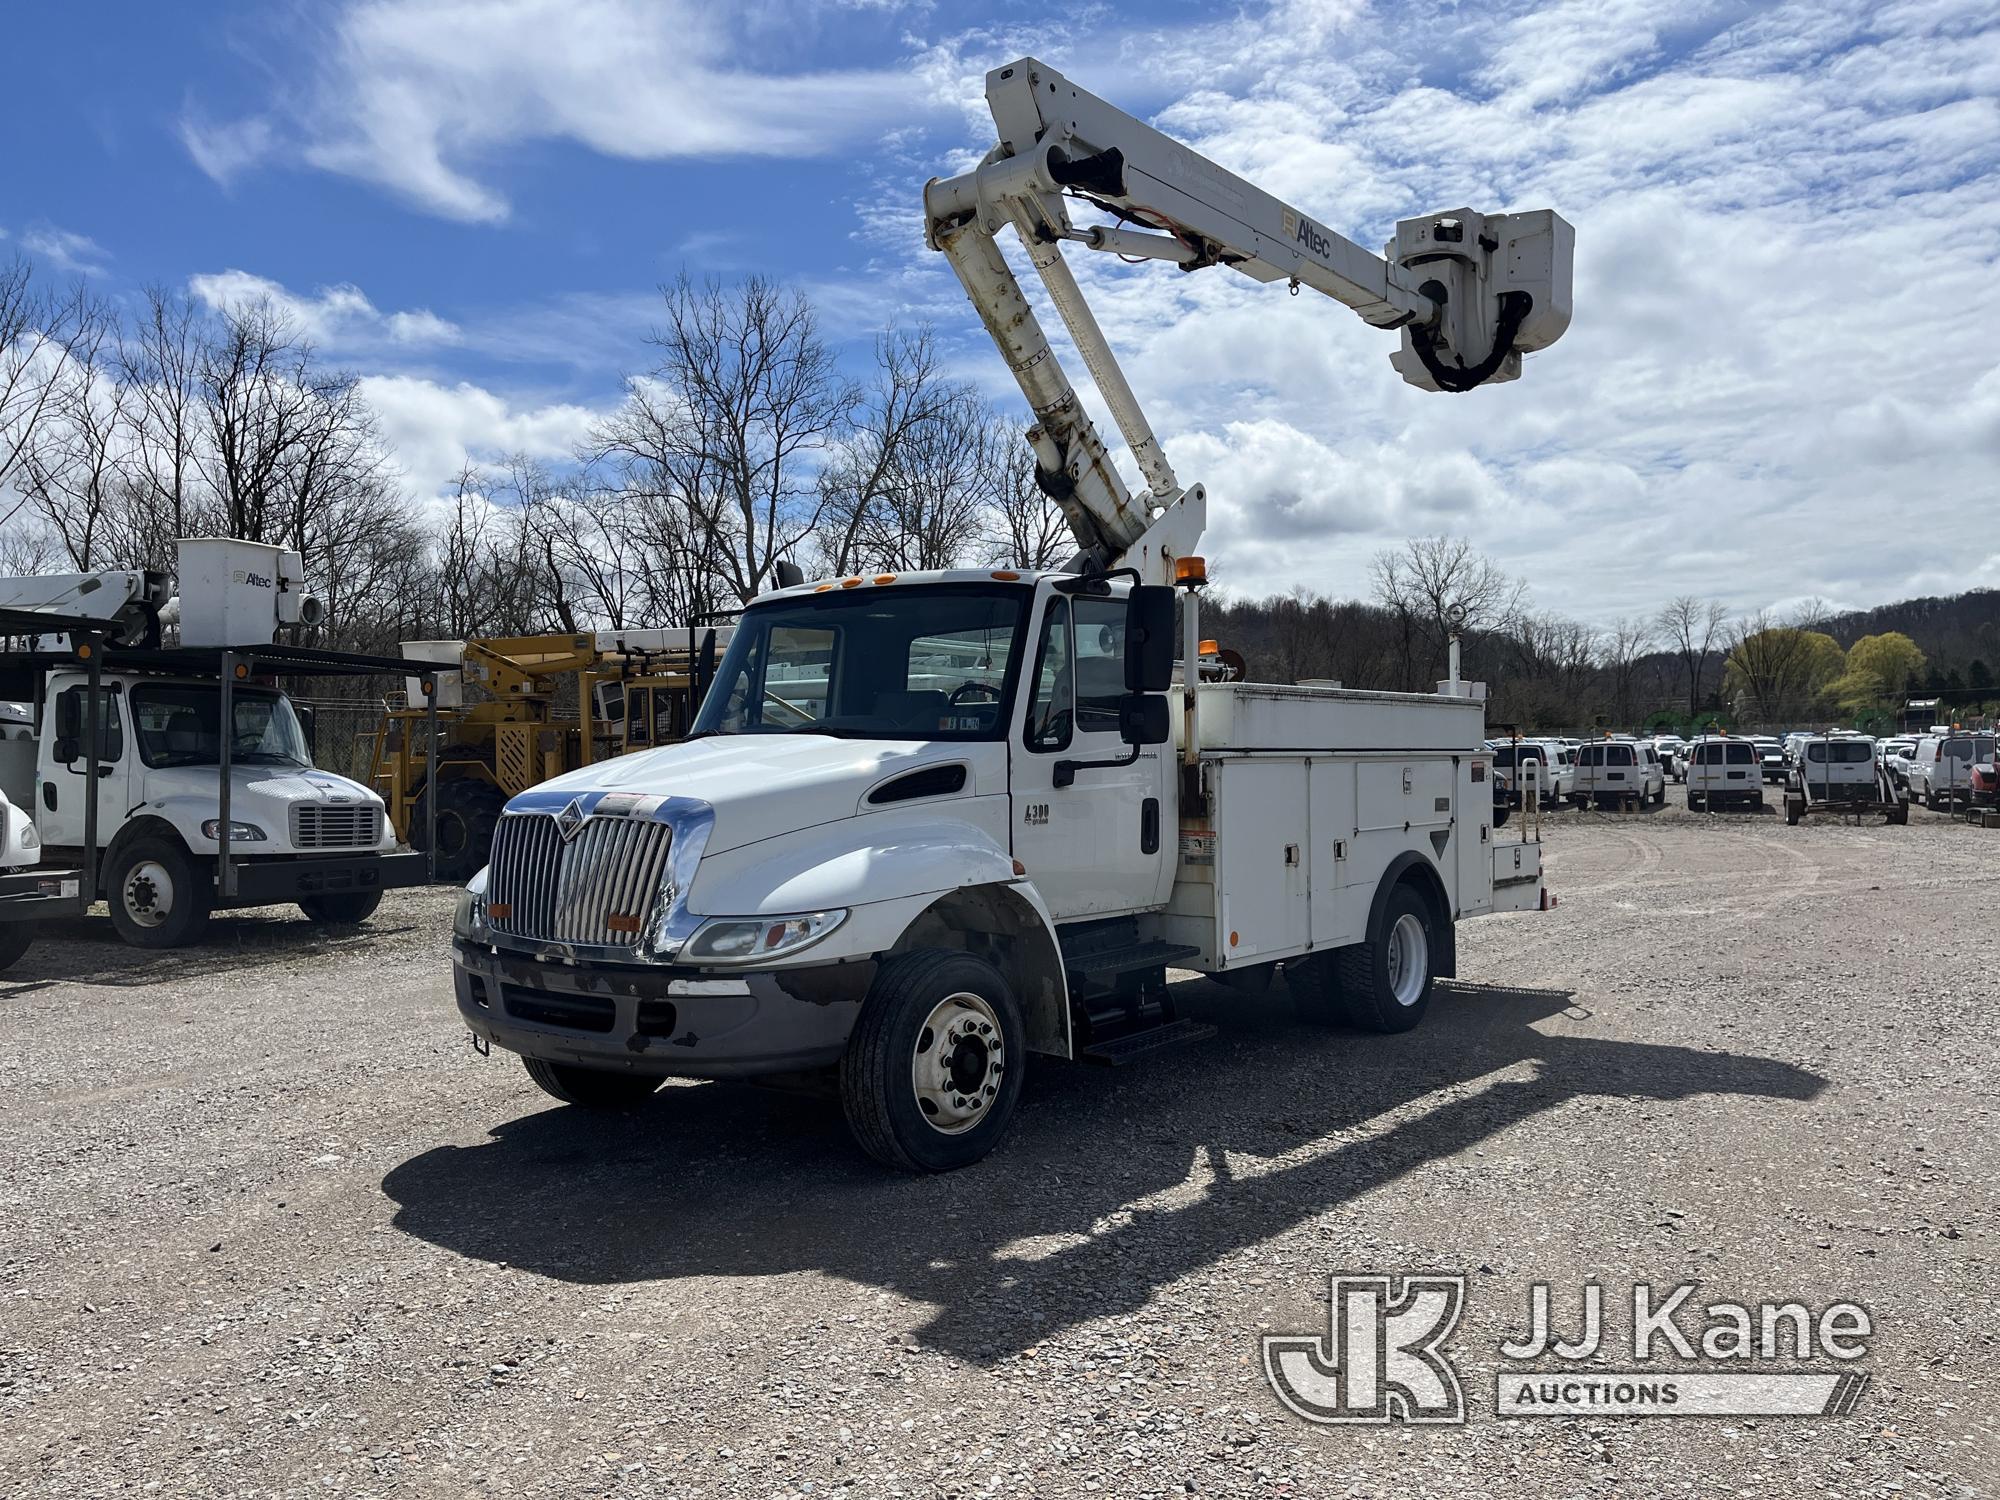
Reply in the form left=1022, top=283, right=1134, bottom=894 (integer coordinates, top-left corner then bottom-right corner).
left=367, top=630, right=717, bottom=881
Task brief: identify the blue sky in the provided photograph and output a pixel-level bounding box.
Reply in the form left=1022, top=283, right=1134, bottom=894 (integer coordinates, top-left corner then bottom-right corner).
left=4, top=0, right=1998, bottom=623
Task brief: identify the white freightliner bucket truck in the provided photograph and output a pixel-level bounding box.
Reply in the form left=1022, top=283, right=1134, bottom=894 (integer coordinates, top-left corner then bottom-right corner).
left=451, top=57, right=1575, bottom=1169
left=0, top=539, right=451, bottom=954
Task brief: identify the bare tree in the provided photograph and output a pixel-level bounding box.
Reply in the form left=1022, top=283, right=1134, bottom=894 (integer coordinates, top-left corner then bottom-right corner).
left=1656, top=595, right=1730, bottom=717
left=117, top=286, right=208, bottom=554
left=815, top=326, right=973, bottom=576
left=1604, top=615, right=1656, bottom=727
left=982, top=418, right=1075, bottom=570
left=589, top=275, right=855, bottom=602
left=1370, top=534, right=1525, bottom=691
left=0, top=257, right=96, bottom=529
left=16, top=291, right=128, bottom=567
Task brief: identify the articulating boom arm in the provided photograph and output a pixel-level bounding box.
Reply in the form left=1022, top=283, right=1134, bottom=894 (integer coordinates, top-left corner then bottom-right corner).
left=924, top=56, right=1574, bottom=584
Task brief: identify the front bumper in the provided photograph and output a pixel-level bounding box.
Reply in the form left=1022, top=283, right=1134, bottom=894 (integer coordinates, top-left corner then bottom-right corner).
left=452, top=940, right=869, bottom=1079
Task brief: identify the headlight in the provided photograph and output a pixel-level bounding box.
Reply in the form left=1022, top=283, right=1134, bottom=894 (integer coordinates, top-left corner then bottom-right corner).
left=454, top=867, right=490, bottom=940
left=201, top=819, right=267, bottom=841
left=683, top=910, right=846, bottom=965
left=17, top=823, right=37, bottom=849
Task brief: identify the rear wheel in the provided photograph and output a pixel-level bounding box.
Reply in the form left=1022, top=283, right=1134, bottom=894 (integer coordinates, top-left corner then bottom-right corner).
left=1332, top=883, right=1438, bottom=1035
left=0, top=924, right=30, bottom=972
left=300, top=890, right=383, bottom=925
left=1689, top=791, right=1704, bottom=812
left=522, top=1057, right=661, bottom=1110
left=1785, top=798, right=1803, bottom=826
left=107, top=837, right=212, bottom=949
left=840, top=948, right=1024, bottom=1172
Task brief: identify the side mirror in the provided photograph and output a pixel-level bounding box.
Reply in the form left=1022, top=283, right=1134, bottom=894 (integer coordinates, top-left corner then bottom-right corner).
left=1125, top=585, right=1175, bottom=693
left=296, top=703, right=318, bottom=758
left=1118, top=692, right=1171, bottom=747
left=53, top=736, right=79, bottom=765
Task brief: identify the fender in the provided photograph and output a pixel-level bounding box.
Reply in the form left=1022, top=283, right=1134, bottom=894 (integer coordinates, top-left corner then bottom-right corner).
left=1368, top=849, right=1457, bottom=980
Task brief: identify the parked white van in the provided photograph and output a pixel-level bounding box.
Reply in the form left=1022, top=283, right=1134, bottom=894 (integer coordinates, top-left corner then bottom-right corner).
left=1572, top=739, right=1666, bottom=807
left=1906, top=731, right=1997, bottom=810
left=1685, top=736, right=1764, bottom=812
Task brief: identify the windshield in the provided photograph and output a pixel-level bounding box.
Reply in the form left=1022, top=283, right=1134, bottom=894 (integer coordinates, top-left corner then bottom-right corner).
left=131, top=685, right=313, bottom=768
left=692, top=584, right=1030, bottom=740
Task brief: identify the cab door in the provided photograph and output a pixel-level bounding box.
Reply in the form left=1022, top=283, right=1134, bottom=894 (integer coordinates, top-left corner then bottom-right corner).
left=1010, top=590, right=1171, bottom=920
left=42, top=679, right=131, bottom=850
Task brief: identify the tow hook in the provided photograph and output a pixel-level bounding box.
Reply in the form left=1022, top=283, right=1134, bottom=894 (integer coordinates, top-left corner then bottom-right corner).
left=468, top=1031, right=490, bottom=1057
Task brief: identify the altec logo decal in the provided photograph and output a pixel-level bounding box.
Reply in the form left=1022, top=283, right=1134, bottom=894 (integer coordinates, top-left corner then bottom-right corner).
left=1280, top=206, right=1335, bottom=261
left=230, top=569, right=275, bottom=589
left=1263, top=1276, right=1874, bottom=1424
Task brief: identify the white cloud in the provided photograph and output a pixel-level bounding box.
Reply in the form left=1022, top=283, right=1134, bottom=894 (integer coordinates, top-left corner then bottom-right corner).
left=18, top=223, right=110, bottom=276
left=905, top=0, right=2000, bottom=623
left=183, top=0, right=941, bottom=222
left=357, top=374, right=602, bottom=498
left=188, top=269, right=461, bottom=350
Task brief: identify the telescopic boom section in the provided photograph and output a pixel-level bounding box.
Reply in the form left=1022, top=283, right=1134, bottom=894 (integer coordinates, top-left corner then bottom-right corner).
left=924, top=56, right=1575, bottom=583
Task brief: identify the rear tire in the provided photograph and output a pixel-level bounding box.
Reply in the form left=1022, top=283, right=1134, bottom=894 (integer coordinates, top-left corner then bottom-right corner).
left=840, top=949, right=1024, bottom=1172
left=0, top=923, right=30, bottom=972
left=1785, top=798, right=1802, bottom=826
left=1332, top=883, right=1438, bottom=1035
left=1288, top=950, right=1347, bottom=1025
left=300, top=890, right=383, bottom=925
left=1689, top=791, right=1704, bottom=812
left=522, top=1057, right=661, bottom=1110
left=106, top=837, right=212, bottom=949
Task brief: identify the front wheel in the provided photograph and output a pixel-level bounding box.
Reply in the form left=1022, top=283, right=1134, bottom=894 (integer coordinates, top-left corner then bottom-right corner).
left=300, top=890, right=383, bottom=925
left=840, top=949, right=1025, bottom=1172
left=522, top=1057, right=661, bottom=1110
left=107, top=837, right=213, bottom=949
left=1332, top=883, right=1438, bottom=1034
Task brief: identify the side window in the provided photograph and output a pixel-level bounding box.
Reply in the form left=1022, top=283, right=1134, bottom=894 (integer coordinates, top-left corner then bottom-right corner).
left=56, top=686, right=124, bottom=763
left=1025, top=598, right=1072, bottom=752
left=1072, top=598, right=1127, bottom=735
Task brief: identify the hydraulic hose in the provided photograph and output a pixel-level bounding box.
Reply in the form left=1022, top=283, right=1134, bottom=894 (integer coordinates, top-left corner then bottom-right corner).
left=1409, top=286, right=1533, bottom=393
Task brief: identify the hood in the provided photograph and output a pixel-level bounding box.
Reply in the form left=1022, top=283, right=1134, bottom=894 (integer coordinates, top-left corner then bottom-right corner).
left=144, top=762, right=381, bottom=808
left=526, top=735, right=987, bottom=854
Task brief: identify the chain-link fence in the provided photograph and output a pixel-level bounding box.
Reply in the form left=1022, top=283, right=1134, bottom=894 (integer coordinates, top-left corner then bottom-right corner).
left=293, top=694, right=391, bottom=783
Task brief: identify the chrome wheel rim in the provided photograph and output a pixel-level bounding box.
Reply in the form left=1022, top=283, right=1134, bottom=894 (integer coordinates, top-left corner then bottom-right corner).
left=911, top=991, right=1004, bottom=1135
left=1385, top=912, right=1428, bottom=1008
left=123, top=860, right=175, bottom=928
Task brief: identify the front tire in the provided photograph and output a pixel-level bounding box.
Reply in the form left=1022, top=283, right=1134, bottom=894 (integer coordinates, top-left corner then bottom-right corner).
left=1332, top=883, right=1438, bottom=1034
left=522, top=1057, right=661, bottom=1110
left=0, top=924, right=30, bottom=972
left=300, top=890, right=383, bottom=925
left=840, top=949, right=1024, bottom=1172
left=107, top=837, right=213, bottom=949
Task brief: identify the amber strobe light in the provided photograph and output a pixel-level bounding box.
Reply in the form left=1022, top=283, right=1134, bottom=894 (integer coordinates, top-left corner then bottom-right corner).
left=1174, top=555, right=1207, bottom=585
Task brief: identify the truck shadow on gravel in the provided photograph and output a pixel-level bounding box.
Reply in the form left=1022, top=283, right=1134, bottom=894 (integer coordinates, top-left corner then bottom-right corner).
left=381, top=980, right=1825, bottom=1365
left=0, top=911, right=429, bottom=994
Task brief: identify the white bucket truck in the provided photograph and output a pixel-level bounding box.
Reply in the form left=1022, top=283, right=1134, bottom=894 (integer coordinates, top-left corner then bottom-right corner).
left=450, top=57, right=1573, bottom=1169
left=1, top=539, right=446, bottom=950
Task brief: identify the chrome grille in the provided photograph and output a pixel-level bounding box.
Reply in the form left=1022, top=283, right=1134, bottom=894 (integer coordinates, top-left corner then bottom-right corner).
left=291, top=804, right=383, bottom=849
left=487, top=812, right=673, bottom=948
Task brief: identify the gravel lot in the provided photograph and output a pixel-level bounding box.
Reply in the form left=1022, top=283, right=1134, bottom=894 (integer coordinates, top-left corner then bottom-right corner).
left=2, top=801, right=1995, bottom=1498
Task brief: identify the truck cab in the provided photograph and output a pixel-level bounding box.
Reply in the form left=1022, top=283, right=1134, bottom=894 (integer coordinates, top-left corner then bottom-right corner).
left=451, top=569, right=1543, bottom=1171
left=33, top=670, right=396, bottom=946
